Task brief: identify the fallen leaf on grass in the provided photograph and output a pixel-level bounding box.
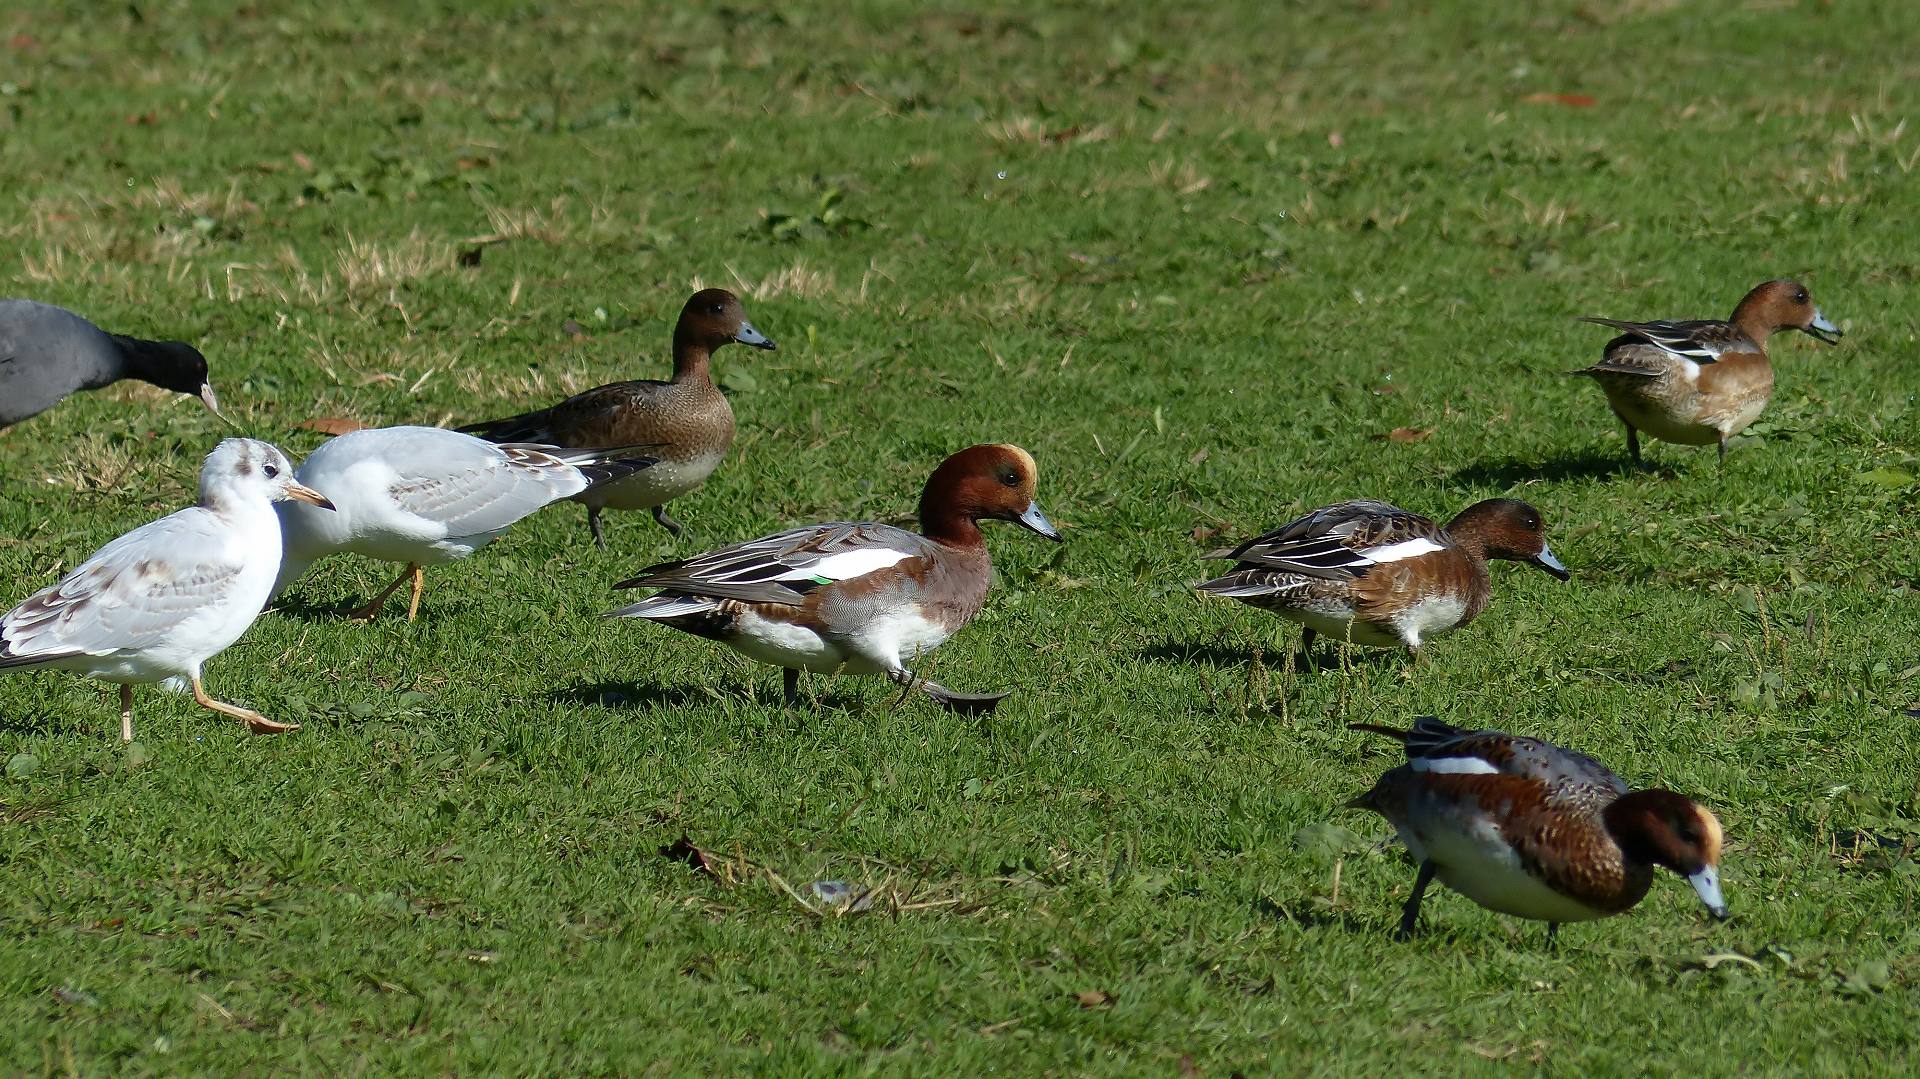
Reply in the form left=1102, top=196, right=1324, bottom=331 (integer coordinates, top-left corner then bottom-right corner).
left=294, top=417, right=370, bottom=436
left=659, top=836, right=716, bottom=874
left=1075, top=989, right=1113, bottom=1009
left=1372, top=427, right=1432, bottom=443
left=1521, top=92, right=1597, bottom=108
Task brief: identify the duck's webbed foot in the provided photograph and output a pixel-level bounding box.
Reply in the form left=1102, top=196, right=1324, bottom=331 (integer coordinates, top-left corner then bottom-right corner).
left=887, top=669, right=1012, bottom=714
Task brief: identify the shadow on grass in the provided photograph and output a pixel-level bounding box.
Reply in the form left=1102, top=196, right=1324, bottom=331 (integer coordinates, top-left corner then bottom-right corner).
left=1451, top=450, right=1676, bottom=487
left=0, top=709, right=77, bottom=737
left=1253, top=894, right=1381, bottom=935
left=547, top=676, right=874, bottom=713
left=1137, top=638, right=1404, bottom=674
left=267, top=594, right=376, bottom=624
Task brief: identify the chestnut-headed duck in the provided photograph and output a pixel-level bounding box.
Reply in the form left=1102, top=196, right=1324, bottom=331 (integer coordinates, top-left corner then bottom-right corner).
left=1, top=439, right=332, bottom=741
left=605, top=444, right=1061, bottom=712
left=457, top=288, right=775, bottom=546
left=273, top=426, right=657, bottom=621
left=1572, top=279, right=1842, bottom=464
left=0, top=299, right=221, bottom=428
left=1348, top=717, right=1729, bottom=942
left=1196, top=498, right=1566, bottom=662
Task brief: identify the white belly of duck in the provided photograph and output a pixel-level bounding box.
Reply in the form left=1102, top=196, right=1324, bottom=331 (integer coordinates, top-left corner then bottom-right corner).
left=1411, top=817, right=1605, bottom=924
left=1284, top=594, right=1466, bottom=649
left=580, top=449, right=726, bottom=511
left=727, top=608, right=849, bottom=673
left=724, top=605, right=955, bottom=676
left=1386, top=594, right=1470, bottom=648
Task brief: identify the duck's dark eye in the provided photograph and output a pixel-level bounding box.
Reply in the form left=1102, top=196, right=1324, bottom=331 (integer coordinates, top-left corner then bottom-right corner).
left=1793, top=289, right=1809, bottom=304
left=263, top=463, right=279, bottom=479
left=709, top=303, right=726, bottom=316
left=998, top=469, right=1020, bottom=487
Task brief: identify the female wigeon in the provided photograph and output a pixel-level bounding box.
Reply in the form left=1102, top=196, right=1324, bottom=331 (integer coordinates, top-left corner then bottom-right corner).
left=1195, top=499, right=1567, bottom=662
left=1347, top=718, right=1729, bottom=942
left=604, top=444, right=1060, bottom=711
left=1573, top=279, right=1842, bottom=464
left=457, top=288, right=775, bottom=546
left=273, top=426, right=657, bottom=621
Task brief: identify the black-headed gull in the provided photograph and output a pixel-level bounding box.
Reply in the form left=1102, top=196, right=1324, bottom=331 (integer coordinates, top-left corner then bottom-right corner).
left=1, top=438, right=333, bottom=740
left=273, top=425, right=657, bottom=621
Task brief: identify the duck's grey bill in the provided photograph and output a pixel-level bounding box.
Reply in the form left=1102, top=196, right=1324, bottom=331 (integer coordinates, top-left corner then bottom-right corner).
left=1018, top=502, right=1061, bottom=540
left=735, top=321, right=777, bottom=350
left=1806, top=310, right=1843, bottom=344
left=1688, top=865, right=1728, bottom=920
left=1534, top=543, right=1570, bottom=581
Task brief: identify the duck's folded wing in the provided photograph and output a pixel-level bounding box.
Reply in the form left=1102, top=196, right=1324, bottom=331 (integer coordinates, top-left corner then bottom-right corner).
left=0, top=510, right=244, bottom=665
left=1579, top=317, right=1741, bottom=367
left=1206, top=500, right=1446, bottom=580
left=1393, top=717, right=1629, bottom=805
left=455, top=403, right=561, bottom=444
left=612, top=521, right=930, bottom=606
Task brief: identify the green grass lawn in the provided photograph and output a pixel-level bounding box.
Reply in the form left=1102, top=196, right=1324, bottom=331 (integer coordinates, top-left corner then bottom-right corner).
left=3, top=0, right=1918, bottom=1071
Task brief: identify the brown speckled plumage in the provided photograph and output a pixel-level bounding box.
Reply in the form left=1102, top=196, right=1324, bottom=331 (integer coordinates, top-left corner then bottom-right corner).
left=459, top=288, right=775, bottom=543
left=1573, top=279, right=1842, bottom=463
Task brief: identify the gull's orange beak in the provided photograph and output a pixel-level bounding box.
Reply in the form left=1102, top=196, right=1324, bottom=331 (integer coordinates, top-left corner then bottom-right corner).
left=285, top=483, right=335, bottom=511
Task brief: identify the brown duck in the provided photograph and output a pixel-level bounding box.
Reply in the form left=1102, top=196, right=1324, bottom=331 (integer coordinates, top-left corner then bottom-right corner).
left=458, top=288, right=775, bottom=545
left=1572, top=279, right=1842, bottom=464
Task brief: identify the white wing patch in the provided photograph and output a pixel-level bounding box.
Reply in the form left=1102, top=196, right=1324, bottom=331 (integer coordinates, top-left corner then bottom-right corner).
left=1361, top=537, right=1445, bottom=564
left=786, top=547, right=913, bottom=584
left=1410, top=756, right=1500, bottom=776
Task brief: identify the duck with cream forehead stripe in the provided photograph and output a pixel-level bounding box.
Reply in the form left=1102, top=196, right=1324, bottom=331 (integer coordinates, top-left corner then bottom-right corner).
left=1197, top=497, right=1567, bottom=666
left=606, top=444, right=1060, bottom=711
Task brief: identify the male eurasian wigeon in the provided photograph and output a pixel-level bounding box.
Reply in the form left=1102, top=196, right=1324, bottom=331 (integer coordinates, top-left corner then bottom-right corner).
left=272, top=426, right=657, bottom=621
left=0, top=299, right=222, bottom=428
left=1, top=439, right=332, bottom=741
left=1195, top=499, right=1567, bottom=662
left=1347, top=717, right=1729, bottom=942
left=1572, top=279, right=1842, bottom=464
left=604, top=444, right=1060, bottom=711
left=457, top=288, right=775, bottom=546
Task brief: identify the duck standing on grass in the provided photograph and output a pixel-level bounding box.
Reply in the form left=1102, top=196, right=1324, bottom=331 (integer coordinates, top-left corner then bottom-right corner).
left=1348, top=717, right=1728, bottom=943
left=1572, top=279, right=1842, bottom=464
left=0, top=299, right=222, bottom=428
left=458, top=288, right=775, bottom=547
left=1196, top=498, right=1566, bottom=665
left=272, top=426, right=659, bottom=622
left=605, top=444, right=1061, bottom=712
left=0, top=439, right=333, bottom=741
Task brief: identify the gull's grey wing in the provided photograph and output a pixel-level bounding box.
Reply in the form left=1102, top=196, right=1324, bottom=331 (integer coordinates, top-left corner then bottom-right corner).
left=0, top=508, right=245, bottom=664
left=384, top=441, right=593, bottom=538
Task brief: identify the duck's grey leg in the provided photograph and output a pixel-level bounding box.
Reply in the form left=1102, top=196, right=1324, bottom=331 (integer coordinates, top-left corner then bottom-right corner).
left=651, top=504, right=685, bottom=539
left=1395, top=860, right=1436, bottom=941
